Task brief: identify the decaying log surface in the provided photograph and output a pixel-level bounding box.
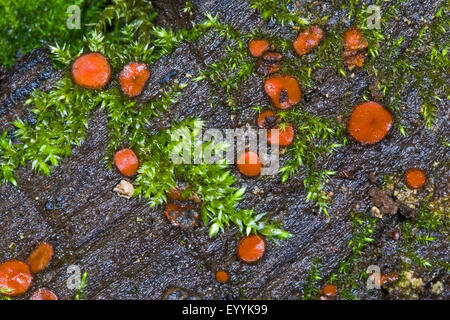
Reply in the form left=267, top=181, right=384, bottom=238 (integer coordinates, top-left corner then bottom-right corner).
left=0, top=0, right=448, bottom=300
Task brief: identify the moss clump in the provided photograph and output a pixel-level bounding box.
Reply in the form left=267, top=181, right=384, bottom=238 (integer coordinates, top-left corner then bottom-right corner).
left=0, top=0, right=109, bottom=67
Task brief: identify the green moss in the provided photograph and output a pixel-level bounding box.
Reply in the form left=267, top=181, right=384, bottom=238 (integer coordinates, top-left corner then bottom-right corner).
left=248, top=0, right=309, bottom=26
left=73, top=270, right=88, bottom=300
left=327, top=211, right=378, bottom=299
left=300, top=257, right=323, bottom=300
left=399, top=199, right=449, bottom=271
left=278, top=110, right=346, bottom=215
left=364, top=1, right=449, bottom=130
left=0, top=9, right=291, bottom=240
left=0, top=0, right=109, bottom=67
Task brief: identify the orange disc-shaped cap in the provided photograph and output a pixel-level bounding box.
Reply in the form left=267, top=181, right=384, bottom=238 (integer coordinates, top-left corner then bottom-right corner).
left=257, top=110, right=278, bottom=129
left=119, top=62, right=150, bottom=97
left=215, top=270, right=229, bottom=283
left=237, top=151, right=261, bottom=177
left=267, top=124, right=295, bottom=147
left=29, top=288, right=58, bottom=300
left=0, top=260, right=33, bottom=296
left=348, top=101, right=393, bottom=144
left=114, top=148, right=139, bottom=177
left=343, top=27, right=368, bottom=51
left=249, top=39, right=270, bottom=57
left=404, top=168, right=426, bottom=189
left=237, top=235, right=266, bottom=264
left=27, top=242, right=53, bottom=274
left=264, top=75, right=301, bottom=109
left=71, top=52, right=112, bottom=90
left=322, top=284, right=338, bottom=297
left=293, top=25, right=324, bottom=56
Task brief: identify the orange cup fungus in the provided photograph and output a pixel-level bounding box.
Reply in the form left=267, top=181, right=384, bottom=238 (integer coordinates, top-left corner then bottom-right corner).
left=0, top=260, right=33, bottom=296
left=26, top=242, right=53, bottom=274
left=257, top=51, right=282, bottom=76
left=293, top=25, right=324, bottom=56
left=267, top=123, right=295, bottom=147
left=264, top=75, right=301, bottom=109
left=114, top=148, right=139, bottom=177
left=215, top=270, right=229, bottom=283
left=29, top=288, right=58, bottom=300
left=236, top=151, right=261, bottom=177
left=343, top=27, right=368, bottom=70
left=348, top=101, right=393, bottom=144
left=71, top=52, right=112, bottom=90
left=404, top=168, right=427, bottom=189
left=237, top=235, right=266, bottom=264
left=119, top=62, right=150, bottom=97
left=249, top=39, right=271, bottom=57
left=164, top=203, right=200, bottom=230
left=343, top=27, right=369, bottom=51
left=322, top=284, right=338, bottom=297
left=257, top=110, right=279, bottom=129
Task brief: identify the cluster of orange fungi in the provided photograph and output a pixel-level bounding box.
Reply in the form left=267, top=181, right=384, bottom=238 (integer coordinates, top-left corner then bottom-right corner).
left=0, top=242, right=56, bottom=299
left=67, top=28, right=425, bottom=290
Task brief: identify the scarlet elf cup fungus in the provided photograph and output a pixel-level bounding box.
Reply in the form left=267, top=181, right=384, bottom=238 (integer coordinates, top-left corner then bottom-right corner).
left=249, top=39, right=271, bottom=57
left=264, top=75, right=301, bottom=109
left=114, top=148, right=139, bottom=177
left=29, top=288, right=58, bottom=300
left=267, top=123, right=295, bottom=147
left=71, top=52, right=112, bottom=89
left=257, top=110, right=279, bottom=129
left=348, top=101, right=393, bottom=144
left=404, top=168, right=427, bottom=189
left=215, top=270, right=229, bottom=283
left=237, top=235, right=266, bottom=264
left=26, top=242, right=53, bottom=274
left=119, top=62, right=150, bottom=97
left=257, top=51, right=282, bottom=76
left=0, top=260, right=33, bottom=296
left=322, top=284, right=338, bottom=297
left=342, top=27, right=368, bottom=70
left=237, top=151, right=261, bottom=177
left=293, top=25, right=324, bottom=56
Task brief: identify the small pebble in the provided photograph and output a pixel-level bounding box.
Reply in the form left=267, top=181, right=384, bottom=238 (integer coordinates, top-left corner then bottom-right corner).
left=371, top=206, right=382, bottom=218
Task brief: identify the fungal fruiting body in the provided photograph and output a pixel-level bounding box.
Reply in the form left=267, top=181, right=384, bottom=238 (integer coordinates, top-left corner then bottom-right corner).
left=293, top=25, right=324, bottom=56
left=26, top=242, right=53, bottom=274
left=237, top=151, right=261, bottom=177
left=249, top=39, right=270, bottom=57
left=71, top=52, right=111, bottom=89
left=322, top=284, right=338, bottom=297
left=257, top=110, right=279, bottom=129
left=167, top=183, right=201, bottom=203
left=348, top=101, right=393, bottom=144
left=343, top=27, right=368, bottom=70
left=404, top=168, right=427, bottom=189
left=215, top=270, right=229, bottom=283
left=0, top=260, right=33, bottom=296
left=119, top=62, right=150, bottom=97
left=29, top=288, right=58, bottom=300
left=257, top=51, right=282, bottom=76
left=237, top=235, right=266, bottom=264
left=164, top=203, right=200, bottom=229
left=114, top=148, right=139, bottom=177
left=267, top=123, right=295, bottom=147
left=264, top=75, right=301, bottom=109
